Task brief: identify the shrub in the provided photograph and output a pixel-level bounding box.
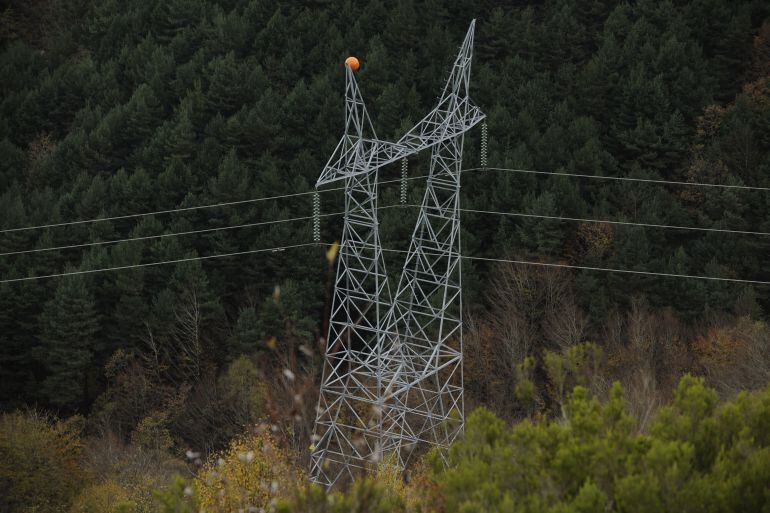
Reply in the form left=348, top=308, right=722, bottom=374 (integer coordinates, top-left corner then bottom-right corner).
left=425, top=376, right=770, bottom=513
left=152, top=476, right=197, bottom=513
left=195, top=429, right=300, bottom=512
left=0, top=411, right=86, bottom=513
left=81, top=431, right=187, bottom=513
left=68, top=481, right=137, bottom=513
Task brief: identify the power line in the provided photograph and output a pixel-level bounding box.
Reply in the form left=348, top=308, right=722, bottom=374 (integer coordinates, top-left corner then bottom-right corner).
left=3, top=166, right=768, bottom=284
left=460, top=207, right=770, bottom=237
left=394, top=204, right=770, bottom=237
left=0, top=188, right=345, bottom=235
left=4, top=238, right=767, bottom=285
left=0, top=204, right=416, bottom=257
left=0, top=212, right=342, bottom=257
left=3, top=164, right=764, bottom=236
left=464, top=254, right=770, bottom=285
left=0, top=175, right=426, bottom=235
left=9, top=192, right=758, bottom=260
left=380, top=246, right=770, bottom=286
left=463, top=166, right=770, bottom=192
left=0, top=242, right=324, bottom=284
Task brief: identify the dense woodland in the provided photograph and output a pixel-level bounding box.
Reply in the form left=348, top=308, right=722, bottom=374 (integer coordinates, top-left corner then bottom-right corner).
left=1, top=0, right=770, bottom=512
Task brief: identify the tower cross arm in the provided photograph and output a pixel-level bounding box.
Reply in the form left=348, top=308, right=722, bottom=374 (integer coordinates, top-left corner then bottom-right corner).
left=316, top=96, right=485, bottom=187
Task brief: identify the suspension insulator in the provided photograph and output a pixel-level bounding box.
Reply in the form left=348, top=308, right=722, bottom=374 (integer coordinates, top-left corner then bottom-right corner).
left=312, top=191, right=321, bottom=242
left=481, top=121, right=488, bottom=168
left=400, top=158, right=408, bottom=204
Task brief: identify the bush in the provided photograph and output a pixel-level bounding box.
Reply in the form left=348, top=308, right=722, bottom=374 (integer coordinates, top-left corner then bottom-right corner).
left=68, top=481, right=137, bottom=513
left=152, top=476, right=197, bottom=513
left=194, top=429, right=300, bottom=512
left=425, top=376, right=770, bottom=513
left=145, top=376, right=770, bottom=513
left=0, top=411, right=86, bottom=513
left=81, top=431, right=187, bottom=513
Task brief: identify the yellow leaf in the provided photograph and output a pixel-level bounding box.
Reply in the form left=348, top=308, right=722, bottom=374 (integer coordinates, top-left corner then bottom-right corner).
left=326, top=241, right=340, bottom=263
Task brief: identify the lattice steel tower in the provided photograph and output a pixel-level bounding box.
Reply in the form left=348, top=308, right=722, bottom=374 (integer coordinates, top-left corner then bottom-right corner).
left=310, top=21, right=483, bottom=488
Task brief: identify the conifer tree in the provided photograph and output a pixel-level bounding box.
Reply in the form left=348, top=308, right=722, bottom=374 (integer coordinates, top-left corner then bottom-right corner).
left=37, top=275, right=99, bottom=410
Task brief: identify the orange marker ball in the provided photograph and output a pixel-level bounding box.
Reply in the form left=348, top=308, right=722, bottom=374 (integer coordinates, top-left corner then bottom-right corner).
left=345, top=56, right=360, bottom=71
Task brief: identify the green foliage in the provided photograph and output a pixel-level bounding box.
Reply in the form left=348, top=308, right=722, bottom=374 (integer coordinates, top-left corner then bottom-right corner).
left=513, top=356, right=537, bottom=414
left=152, top=476, right=197, bottom=513
left=2, top=8, right=770, bottom=511
left=0, top=0, right=766, bottom=416
left=8, top=378, right=770, bottom=513
left=219, top=355, right=266, bottom=416
left=544, top=342, right=604, bottom=415
left=69, top=481, right=138, bottom=513
left=36, top=275, right=99, bottom=410
left=131, top=412, right=174, bottom=453
left=0, top=411, right=86, bottom=513
left=426, top=376, right=770, bottom=513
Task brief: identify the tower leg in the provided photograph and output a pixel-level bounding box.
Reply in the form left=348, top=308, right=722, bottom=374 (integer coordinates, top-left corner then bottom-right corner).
left=310, top=171, right=394, bottom=488
left=385, top=131, right=465, bottom=466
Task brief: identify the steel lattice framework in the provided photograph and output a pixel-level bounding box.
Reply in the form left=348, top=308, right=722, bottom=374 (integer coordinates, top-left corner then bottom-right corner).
left=310, top=20, right=483, bottom=488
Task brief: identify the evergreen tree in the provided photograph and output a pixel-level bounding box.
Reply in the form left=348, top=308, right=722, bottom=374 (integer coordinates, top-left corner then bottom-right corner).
left=36, top=275, right=99, bottom=410
left=228, top=306, right=261, bottom=357
left=1, top=0, right=769, bottom=414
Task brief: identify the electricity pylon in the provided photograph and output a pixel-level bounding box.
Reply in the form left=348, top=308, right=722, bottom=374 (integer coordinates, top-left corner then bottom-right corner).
left=310, top=20, right=483, bottom=488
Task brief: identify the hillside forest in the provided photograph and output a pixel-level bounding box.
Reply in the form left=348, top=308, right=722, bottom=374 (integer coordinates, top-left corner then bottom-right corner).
left=1, top=0, right=770, bottom=512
